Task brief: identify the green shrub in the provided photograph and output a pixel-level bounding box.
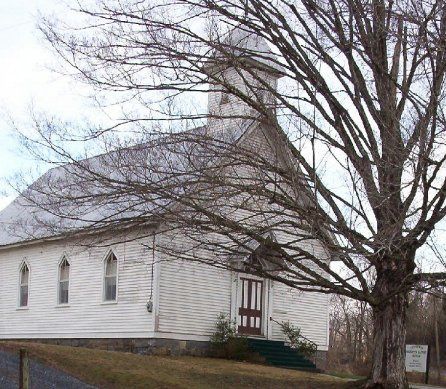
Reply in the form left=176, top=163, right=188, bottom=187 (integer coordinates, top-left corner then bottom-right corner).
left=210, top=313, right=251, bottom=360
left=222, top=337, right=251, bottom=360
left=279, top=320, right=317, bottom=357
left=210, top=313, right=236, bottom=345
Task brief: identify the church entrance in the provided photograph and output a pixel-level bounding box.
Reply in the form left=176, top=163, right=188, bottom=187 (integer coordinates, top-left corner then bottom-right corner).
left=237, top=277, right=264, bottom=336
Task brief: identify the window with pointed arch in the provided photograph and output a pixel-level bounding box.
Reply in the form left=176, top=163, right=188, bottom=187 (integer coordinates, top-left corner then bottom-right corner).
left=104, top=252, right=118, bottom=301
left=19, top=262, right=29, bottom=307
left=58, top=257, right=70, bottom=305
left=220, top=91, right=230, bottom=105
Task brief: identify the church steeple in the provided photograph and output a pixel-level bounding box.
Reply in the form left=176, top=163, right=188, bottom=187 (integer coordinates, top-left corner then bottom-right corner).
left=205, top=26, right=284, bottom=132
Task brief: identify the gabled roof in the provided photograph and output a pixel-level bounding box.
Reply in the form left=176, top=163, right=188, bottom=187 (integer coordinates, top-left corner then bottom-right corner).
left=0, top=123, right=252, bottom=248
left=0, top=143, right=151, bottom=247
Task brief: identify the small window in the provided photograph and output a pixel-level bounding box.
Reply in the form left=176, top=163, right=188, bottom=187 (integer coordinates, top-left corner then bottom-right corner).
left=104, top=252, right=118, bottom=301
left=58, top=257, right=70, bottom=305
left=19, top=263, right=29, bottom=307
left=258, top=90, right=267, bottom=103
left=220, top=91, right=230, bottom=105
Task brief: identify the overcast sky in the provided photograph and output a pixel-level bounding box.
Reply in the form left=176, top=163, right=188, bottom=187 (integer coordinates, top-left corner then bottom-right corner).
left=0, top=1, right=96, bottom=210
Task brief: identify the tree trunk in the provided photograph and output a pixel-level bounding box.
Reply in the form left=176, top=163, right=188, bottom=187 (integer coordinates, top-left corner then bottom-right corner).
left=367, top=292, right=408, bottom=389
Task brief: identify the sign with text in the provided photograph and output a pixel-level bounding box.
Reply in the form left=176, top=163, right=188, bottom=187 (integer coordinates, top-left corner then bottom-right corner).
left=405, top=345, right=429, bottom=373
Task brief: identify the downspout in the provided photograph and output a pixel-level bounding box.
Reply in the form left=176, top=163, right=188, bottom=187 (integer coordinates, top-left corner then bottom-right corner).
left=147, top=232, right=156, bottom=313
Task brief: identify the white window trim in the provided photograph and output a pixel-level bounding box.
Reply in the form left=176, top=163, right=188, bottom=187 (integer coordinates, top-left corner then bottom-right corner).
left=56, top=254, right=71, bottom=307
left=220, top=90, right=230, bottom=105
left=102, top=249, right=119, bottom=303
left=17, top=259, right=30, bottom=309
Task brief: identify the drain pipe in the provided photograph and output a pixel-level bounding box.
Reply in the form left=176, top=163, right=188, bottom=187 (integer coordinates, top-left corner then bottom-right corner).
left=146, top=232, right=156, bottom=313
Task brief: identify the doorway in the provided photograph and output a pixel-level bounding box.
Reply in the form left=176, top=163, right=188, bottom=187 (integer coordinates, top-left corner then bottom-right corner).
left=237, top=277, right=264, bottom=336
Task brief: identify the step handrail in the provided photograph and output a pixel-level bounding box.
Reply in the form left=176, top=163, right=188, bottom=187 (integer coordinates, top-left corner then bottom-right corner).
left=269, top=317, right=318, bottom=351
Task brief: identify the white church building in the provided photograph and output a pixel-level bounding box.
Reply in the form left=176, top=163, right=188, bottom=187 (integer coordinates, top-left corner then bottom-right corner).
left=0, top=28, right=330, bottom=369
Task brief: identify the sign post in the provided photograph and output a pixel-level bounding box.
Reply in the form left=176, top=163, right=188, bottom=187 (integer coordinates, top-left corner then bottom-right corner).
left=405, top=344, right=430, bottom=384
left=19, top=348, right=29, bottom=389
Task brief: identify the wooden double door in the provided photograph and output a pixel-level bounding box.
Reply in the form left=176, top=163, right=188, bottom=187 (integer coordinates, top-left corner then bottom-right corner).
left=238, top=277, right=264, bottom=335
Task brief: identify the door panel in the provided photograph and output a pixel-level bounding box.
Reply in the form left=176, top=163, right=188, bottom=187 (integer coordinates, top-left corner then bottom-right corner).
left=238, top=278, right=263, bottom=335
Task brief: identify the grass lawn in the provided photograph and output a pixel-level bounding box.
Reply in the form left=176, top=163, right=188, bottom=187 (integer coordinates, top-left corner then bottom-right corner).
left=0, top=341, right=362, bottom=389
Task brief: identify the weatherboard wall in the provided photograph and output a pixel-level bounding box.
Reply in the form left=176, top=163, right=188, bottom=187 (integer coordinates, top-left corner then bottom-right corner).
left=0, top=233, right=154, bottom=339
left=208, top=67, right=278, bottom=134
left=155, top=231, right=233, bottom=338
left=270, top=284, right=329, bottom=350
left=268, top=228, right=330, bottom=350
left=154, top=231, right=329, bottom=350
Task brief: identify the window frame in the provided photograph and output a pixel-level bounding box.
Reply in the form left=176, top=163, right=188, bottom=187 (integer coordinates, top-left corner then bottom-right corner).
left=57, top=255, right=71, bottom=306
left=102, top=250, right=119, bottom=303
left=18, top=260, right=30, bottom=309
left=219, top=91, right=230, bottom=105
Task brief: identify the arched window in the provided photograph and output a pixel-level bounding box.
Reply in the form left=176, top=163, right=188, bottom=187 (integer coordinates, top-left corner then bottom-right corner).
left=104, top=252, right=118, bottom=301
left=58, top=257, right=70, bottom=304
left=220, top=91, right=230, bottom=105
left=19, top=262, right=29, bottom=307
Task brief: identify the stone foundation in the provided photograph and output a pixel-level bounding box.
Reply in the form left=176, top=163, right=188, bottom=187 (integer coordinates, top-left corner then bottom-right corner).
left=146, top=338, right=210, bottom=356
left=7, top=338, right=210, bottom=356
left=310, top=350, right=328, bottom=371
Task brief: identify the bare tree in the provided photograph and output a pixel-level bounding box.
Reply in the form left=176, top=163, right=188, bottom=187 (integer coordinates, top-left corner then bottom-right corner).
left=329, top=295, right=373, bottom=373
left=406, top=290, right=446, bottom=384
left=330, top=291, right=446, bottom=382
left=6, top=0, right=446, bottom=387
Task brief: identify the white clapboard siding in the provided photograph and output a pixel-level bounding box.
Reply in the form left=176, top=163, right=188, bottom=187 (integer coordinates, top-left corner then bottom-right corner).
left=156, top=234, right=232, bottom=337
left=269, top=231, right=330, bottom=350
left=271, top=283, right=329, bottom=349
left=0, top=232, right=153, bottom=339
left=208, top=67, right=277, bottom=134
left=155, top=230, right=329, bottom=348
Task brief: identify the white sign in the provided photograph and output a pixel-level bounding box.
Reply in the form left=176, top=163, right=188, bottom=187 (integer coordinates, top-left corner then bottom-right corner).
left=405, top=345, right=428, bottom=373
